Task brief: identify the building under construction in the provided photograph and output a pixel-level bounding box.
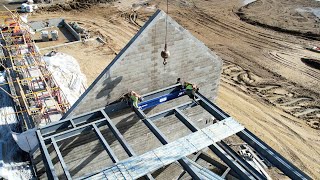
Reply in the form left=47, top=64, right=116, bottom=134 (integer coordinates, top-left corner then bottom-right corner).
left=0, top=9, right=312, bottom=180
left=0, top=10, right=70, bottom=130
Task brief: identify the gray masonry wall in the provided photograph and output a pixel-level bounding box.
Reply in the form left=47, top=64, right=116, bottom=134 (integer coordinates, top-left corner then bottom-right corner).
left=65, top=10, right=222, bottom=117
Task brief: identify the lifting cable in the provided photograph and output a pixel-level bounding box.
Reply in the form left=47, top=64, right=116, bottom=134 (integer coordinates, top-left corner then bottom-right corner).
left=161, top=0, right=170, bottom=65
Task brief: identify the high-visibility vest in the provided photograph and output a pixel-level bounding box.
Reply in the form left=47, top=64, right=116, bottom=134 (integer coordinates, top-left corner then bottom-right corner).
left=130, top=95, right=138, bottom=102
left=185, top=83, right=193, bottom=90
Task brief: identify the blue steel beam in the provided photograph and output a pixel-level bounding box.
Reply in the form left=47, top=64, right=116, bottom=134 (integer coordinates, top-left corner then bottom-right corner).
left=51, top=137, right=72, bottom=180
left=174, top=109, right=263, bottom=180
left=36, top=130, right=58, bottom=180
left=140, top=84, right=182, bottom=101
left=92, top=124, right=119, bottom=163
left=238, top=129, right=311, bottom=180
left=133, top=107, right=202, bottom=180
left=148, top=101, right=198, bottom=121
left=138, top=87, right=185, bottom=110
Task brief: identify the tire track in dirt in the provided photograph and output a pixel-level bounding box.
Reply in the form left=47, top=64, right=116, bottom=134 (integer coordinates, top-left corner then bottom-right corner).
left=266, top=51, right=320, bottom=81
left=221, top=62, right=320, bottom=129
left=190, top=8, right=290, bottom=50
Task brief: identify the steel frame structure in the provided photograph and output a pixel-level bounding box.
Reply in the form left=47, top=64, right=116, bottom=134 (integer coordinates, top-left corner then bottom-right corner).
left=36, top=84, right=311, bottom=180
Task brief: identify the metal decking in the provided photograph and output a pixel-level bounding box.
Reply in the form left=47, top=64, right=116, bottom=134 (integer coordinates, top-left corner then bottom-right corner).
left=86, top=118, right=243, bottom=179
left=35, top=84, right=311, bottom=180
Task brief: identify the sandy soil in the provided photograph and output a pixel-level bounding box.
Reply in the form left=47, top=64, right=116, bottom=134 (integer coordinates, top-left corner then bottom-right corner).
left=4, top=0, right=320, bottom=178
left=238, top=0, right=320, bottom=39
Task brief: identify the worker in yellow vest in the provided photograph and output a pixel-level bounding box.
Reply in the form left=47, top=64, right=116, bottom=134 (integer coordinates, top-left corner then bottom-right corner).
left=128, top=91, right=143, bottom=108
left=183, top=81, right=199, bottom=101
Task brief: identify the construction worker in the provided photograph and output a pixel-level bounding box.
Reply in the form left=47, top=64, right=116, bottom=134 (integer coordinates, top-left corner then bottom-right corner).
left=128, top=91, right=143, bottom=108
left=183, top=81, right=199, bottom=101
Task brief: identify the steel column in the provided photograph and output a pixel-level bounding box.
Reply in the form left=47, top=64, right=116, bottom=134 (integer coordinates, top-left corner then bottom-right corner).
left=92, top=124, right=119, bottom=163
left=51, top=137, right=72, bottom=180
left=238, top=129, right=311, bottom=180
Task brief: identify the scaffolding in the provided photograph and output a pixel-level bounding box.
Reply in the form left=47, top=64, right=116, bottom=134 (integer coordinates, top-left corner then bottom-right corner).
left=0, top=10, right=70, bottom=129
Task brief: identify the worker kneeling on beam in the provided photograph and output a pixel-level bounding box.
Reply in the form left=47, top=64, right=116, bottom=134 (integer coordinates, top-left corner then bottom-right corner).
left=183, top=81, right=199, bottom=101
left=128, top=91, right=143, bottom=108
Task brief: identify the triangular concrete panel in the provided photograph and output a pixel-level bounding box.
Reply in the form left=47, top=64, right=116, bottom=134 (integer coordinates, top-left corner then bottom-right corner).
left=64, top=9, right=222, bottom=117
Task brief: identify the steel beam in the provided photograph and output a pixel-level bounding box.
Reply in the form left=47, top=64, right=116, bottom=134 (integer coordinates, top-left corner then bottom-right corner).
left=195, top=92, right=229, bottom=120
left=209, top=144, right=254, bottom=180
left=40, top=108, right=102, bottom=136
left=238, top=129, right=311, bottom=180
left=199, top=153, right=240, bottom=179
left=217, top=141, right=267, bottom=180
left=36, top=130, right=58, bottom=180
left=41, top=85, right=182, bottom=136
left=185, top=158, right=224, bottom=180
left=43, top=118, right=108, bottom=143
left=40, top=110, right=100, bottom=137
left=41, top=101, right=128, bottom=136
left=174, top=108, right=260, bottom=180
left=92, top=124, right=119, bottom=163
left=148, top=101, right=197, bottom=121
left=100, top=110, right=154, bottom=180
left=133, top=107, right=201, bottom=180
left=100, top=110, right=136, bottom=157
left=51, top=137, right=72, bottom=180
left=174, top=108, right=198, bottom=132
left=70, top=119, right=76, bottom=128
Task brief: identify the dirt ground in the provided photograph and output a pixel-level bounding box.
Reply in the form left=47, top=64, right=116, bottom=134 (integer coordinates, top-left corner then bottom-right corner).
left=2, top=0, right=320, bottom=178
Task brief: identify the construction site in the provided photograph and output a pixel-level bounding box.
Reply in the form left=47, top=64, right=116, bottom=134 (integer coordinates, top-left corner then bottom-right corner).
left=0, top=0, right=319, bottom=179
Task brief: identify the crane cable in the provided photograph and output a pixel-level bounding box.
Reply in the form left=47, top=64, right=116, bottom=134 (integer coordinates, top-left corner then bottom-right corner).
left=165, top=0, right=168, bottom=46
left=161, top=0, right=170, bottom=65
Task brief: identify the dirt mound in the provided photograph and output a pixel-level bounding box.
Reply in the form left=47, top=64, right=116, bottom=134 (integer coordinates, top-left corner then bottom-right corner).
left=38, top=0, right=114, bottom=12
left=237, top=0, right=320, bottom=40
